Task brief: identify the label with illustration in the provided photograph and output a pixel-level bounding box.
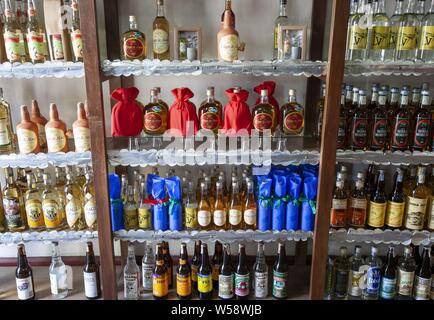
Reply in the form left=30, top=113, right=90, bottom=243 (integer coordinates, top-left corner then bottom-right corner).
left=405, top=197, right=427, bottom=230
left=46, top=127, right=67, bottom=152
left=138, top=207, right=151, bottom=229
left=25, top=199, right=44, bottom=229
left=234, top=273, right=249, bottom=297
left=144, top=112, right=163, bottom=132
left=198, top=273, right=212, bottom=293
left=253, top=113, right=273, bottom=132
left=255, top=271, right=268, bottom=298
left=152, top=273, right=168, bottom=297
left=397, top=26, right=418, bottom=51
left=16, top=277, right=34, bottom=300
left=389, top=26, right=399, bottom=49
left=366, top=266, right=381, bottom=294
left=367, top=202, right=387, bottom=228
left=283, top=111, right=304, bottom=134
left=4, top=31, right=26, bottom=61
left=420, top=26, right=434, bottom=50
left=219, top=34, right=239, bottom=61
left=124, top=209, right=138, bottom=230
left=385, top=201, right=405, bottom=228
left=272, top=271, right=288, bottom=298
left=51, top=34, right=65, bottom=60
left=349, top=26, right=367, bottom=50
left=371, top=118, right=388, bottom=148
left=17, top=128, right=38, bottom=154
left=73, top=127, right=91, bottom=152
left=218, top=274, right=234, bottom=299
left=124, top=35, right=146, bottom=59
left=200, top=111, right=220, bottom=131
left=71, top=30, right=84, bottom=59
left=380, top=276, right=397, bottom=300
left=27, top=31, right=46, bottom=62
left=42, top=199, right=61, bottom=229
left=184, top=206, right=197, bottom=229
left=3, top=197, right=22, bottom=229
left=372, top=26, right=390, bottom=50
left=392, top=118, right=410, bottom=149
left=153, top=29, right=169, bottom=54
left=351, top=117, right=369, bottom=148
left=124, top=273, right=139, bottom=298
left=397, top=269, right=415, bottom=296
left=413, top=117, right=431, bottom=148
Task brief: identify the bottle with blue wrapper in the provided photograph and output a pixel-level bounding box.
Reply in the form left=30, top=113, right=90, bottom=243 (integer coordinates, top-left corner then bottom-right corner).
left=286, top=173, right=302, bottom=231
left=165, top=176, right=183, bottom=231
left=257, top=176, right=273, bottom=231
left=301, top=176, right=318, bottom=232
left=150, top=175, right=169, bottom=231
left=272, top=173, right=287, bottom=231
left=109, top=174, right=124, bottom=232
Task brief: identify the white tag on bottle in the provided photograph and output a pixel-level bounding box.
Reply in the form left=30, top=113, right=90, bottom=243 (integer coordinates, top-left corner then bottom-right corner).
left=66, top=265, right=74, bottom=290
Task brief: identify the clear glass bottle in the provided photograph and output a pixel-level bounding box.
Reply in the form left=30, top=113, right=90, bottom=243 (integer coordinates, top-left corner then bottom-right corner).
left=141, top=242, right=154, bottom=292
left=346, top=0, right=360, bottom=60
left=49, top=242, right=68, bottom=299
left=0, top=88, right=15, bottom=154
left=124, top=243, right=140, bottom=300
left=64, top=172, right=85, bottom=231
left=124, top=185, right=138, bottom=230
left=197, top=182, right=212, bottom=231
left=389, top=0, right=405, bottom=60
left=347, top=0, right=369, bottom=61
left=69, top=0, right=83, bottom=62
left=418, top=0, right=434, bottom=62
left=334, top=246, right=350, bottom=299
left=243, top=179, right=257, bottom=230
left=362, top=246, right=382, bottom=300
left=184, top=181, right=198, bottom=230
left=254, top=242, right=268, bottom=299
left=54, top=167, right=66, bottom=224
left=228, top=181, right=242, bottom=230
left=24, top=173, right=44, bottom=231
left=396, top=0, right=420, bottom=61
left=368, top=0, right=392, bottom=61
left=348, top=245, right=365, bottom=299
left=3, top=167, right=26, bottom=232
left=152, top=0, right=170, bottom=60
left=25, top=0, right=48, bottom=64
left=3, top=0, right=27, bottom=63
left=273, top=0, right=289, bottom=59
left=396, top=246, right=416, bottom=300
left=137, top=181, right=151, bottom=230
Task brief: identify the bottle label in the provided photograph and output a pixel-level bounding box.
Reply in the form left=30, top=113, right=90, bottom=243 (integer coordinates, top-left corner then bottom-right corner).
left=52, top=34, right=65, bottom=60
left=413, top=117, right=431, bottom=148
left=255, top=271, right=268, bottom=298
left=335, top=269, right=349, bottom=296
left=71, top=30, right=84, bottom=59
left=65, top=198, right=82, bottom=228
left=198, top=273, right=212, bottom=293
left=367, top=202, right=387, bottom=228
left=218, top=274, right=234, bottom=299
left=200, top=112, right=220, bottom=131
left=142, top=263, right=154, bottom=290
left=124, top=273, right=139, bottom=298
left=272, top=271, right=288, bottom=298
left=36, top=123, right=46, bottom=146
left=50, top=273, right=59, bottom=295
left=0, top=118, right=11, bottom=146
left=42, top=200, right=61, bottom=229
left=392, top=118, right=410, bottom=149
left=389, top=26, right=399, bottom=49
left=348, top=269, right=364, bottom=297
left=191, top=265, right=199, bottom=282
left=138, top=207, right=151, bottom=229
left=351, top=118, right=368, bottom=148
left=124, top=209, right=138, bottom=230
left=429, top=200, right=434, bottom=230
left=397, top=26, right=418, bottom=51
left=385, top=201, right=405, bottom=228
left=405, top=197, right=428, bottom=230
left=274, top=26, right=279, bottom=50
left=152, top=273, right=168, bottom=297
left=253, top=113, right=273, bottom=132
left=229, top=209, right=242, bottom=226
left=17, top=128, right=38, bottom=154
left=212, top=264, right=220, bottom=281
left=4, top=31, right=26, bottom=61
left=16, top=277, right=34, bottom=300
left=27, top=31, right=46, bottom=62
left=153, top=29, right=169, bottom=54
left=213, top=210, right=226, bottom=227
left=73, top=127, right=91, bottom=152
left=372, top=26, right=390, bottom=50
left=431, top=275, right=434, bottom=300
left=366, top=266, right=381, bottom=294
left=336, top=118, right=347, bottom=149
left=283, top=111, right=304, bottom=134
left=371, top=118, right=388, bottom=148
left=219, top=34, right=238, bottom=61
left=380, top=277, right=396, bottom=300
left=124, top=35, right=146, bottom=59
left=350, top=198, right=367, bottom=209
left=330, top=198, right=347, bottom=227
left=397, top=269, right=415, bottom=296
left=3, top=198, right=22, bottom=228
left=144, top=112, right=163, bottom=132
left=25, top=199, right=44, bottom=229
left=349, top=26, right=367, bottom=50
left=235, top=273, right=250, bottom=297
left=244, top=209, right=256, bottom=226
left=84, top=198, right=97, bottom=228
left=197, top=210, right=211, bottom=227
left=184, top=206, right=197, bottom=228
left=414, top=276, right=431, bottom=300
left=332, top=198, right=347, bottom=210
left=420, top=26, right=434, bottom=50
left=46, top=127, right=67, bottom=153
left=176, top=273, right=192, bottom=297
left=83, top=272, right=99, bottom=298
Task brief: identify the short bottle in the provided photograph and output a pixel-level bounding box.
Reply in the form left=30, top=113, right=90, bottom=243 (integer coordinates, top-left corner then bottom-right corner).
left=122, top=15, right=147, bottom=60
left=153, top=243, right=168, bottom=299
left=83, top=242, right=101, bottom=300
left=30, top=100, right=47, bottom=149
left=281, top=89, right=304, bottom=136
left=235, top=243, right=250, bottom=300
left=49, top=242, right=68, bottom=299
left=24, top=173, right=44, bottom=230
left=253, top=89, right=277, bottom=134
left=73, top=102, right=91, bottom=153
left=396, top=246, right=416, bottom=300
left=219, top=243, right=234, bottom=300
left=16, top=244, right=35, bottom=300
left=334, top=246, right=350, bottom=300
left=199, top=87, right=223, bottom=134
left=362, top=246, right=382, bottom=300
left=143, top=88, right=168, bottom=135
left=198, top=243, right=213, bottom=300
left=16, top=105, right=40, bottom=154
left=176, top=243, right=192, bottom=300
left=45, top=104, right=69, bottom=153
left=124, top=243, right=140, bottom=300
left=379, top=246, right=397, bottom=300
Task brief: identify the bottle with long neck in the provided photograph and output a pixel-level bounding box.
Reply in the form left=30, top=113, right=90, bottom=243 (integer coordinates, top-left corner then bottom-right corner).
left=412, top=90, right=432, bottom=152
left=369, top=0, right=392, bottom=61
left=235, top=243, right=250, bottom=300
left=83, top=173, right=96, bottom=230
left=348, top=246, right=365, bottom=299
left=413, top=246, right=432, bottom=300
left=330, top=172, right=348, bottom=228
left=349, top=172, right=368, bottom=228
left=347, top=0, right=368, bottom=61
left=350, top=90, right=369, bottom=151
left=212, top=241, right=223, bottom=290
left=141, top=242, right=154, bottom=292
left=124, top=185, right=138, bottom=230
left=15, top=244, right=35, bottom=300
left=362, top=246, right=382, bottom=300
left=229, top=181, right=242, bottom=230
left=213, top=181, right=227, bottom=230
left=396, top=246, right=416, bottom=300
left=379, top=246, right=397, bottom=300
left=45, top=104, right=69, bottom=153
left=176, top=243, right=191, bottom=300
left=385, top=168, right=405, bottom=229
left=337, top=89, right=348, bottom=150
left=218, top=243, right=234, bottom=300
left=396, top=0, right=420, bottom=60
left=49, top=242, right=68, bottom=299
left=3, top=0, right=27, bottom=62
left=367, top=169, right=387, bottom=229
left=273, top=0, right=289, bottom=59
left=162, top=241, right=173, bottom=290
left=243, top=180, right=257, bottom=230
left=122, top=15, right=146, bottom=60
left=0, top=88, right=14, bottom=153
left=26, top=0, right=48, bottom=63
left=273, top=242, right=289, bottom=300
left=153, top=243, right=168, bottom=299
left=418, top=0, right=434, bottom=62
left=191, top=240, right=202, bottom=293
left=198, top=243, right=212, bottom=299
left=370, top=90, right=388, bottom=151
left=197, top=182, right=212, bottom=230
left=391, top=90, right=411, bottom=152
left=405, top=166, right=431, bottom=230
left=334, top=246, right=350, bottom=299
left=3, top=167, right=25, bottom=231
left=152, top=0, right=170, bottom=60
left=184, top=181, right=198, bottom=230
left=221, top=0, right=235, bottom=27
left=24, top=173, right=44, bottom=230
left=64, top=172, right=85, bottom=231
left=137, top=181, right=151, bottom=230
left=254, top=242, right=268, bottom=299
left=124, top=244, right=140, bottom=300
left=83, top=242, right=101, bottom=299
left=41, top=173, right=63, bottom=230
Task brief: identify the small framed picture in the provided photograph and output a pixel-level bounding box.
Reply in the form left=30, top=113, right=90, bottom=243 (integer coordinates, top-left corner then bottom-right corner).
left=174, top=28, right=202, bottom=61
left=277, top=25, right=307, bottom=61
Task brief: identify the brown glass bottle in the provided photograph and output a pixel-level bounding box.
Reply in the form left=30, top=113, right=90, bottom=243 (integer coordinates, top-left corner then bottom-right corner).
left=212, top=241, right=223, bottom=291
left=370, top=91, right=389, bottom=151
left=243, top=179, right=257, bottom=230
left=412, top=90, right=432, bottom=152
left=234, top=243, right=250, bottom=300
left=272, top=242, right=288, bottom=300
left=367, top=169, right=387, bottom=229
left=45, top=104, right=69, bottom=153
left=330, top=172, right=348, bottom=228
left=162, top=241, right=173, bottom=289
left=345, top=87, right=358, bottom=145
left=83, top=242, right=101, bottom=300
left=199, top=87, right=223, bottom=134
left=191, top=240, right=202, bottom=292
left=143, top=88, right=168, bottom=135
left=337, top=89, right=348, bottom=150
left=176, top=243, right=191, bottom=300
left=198, top=243, right=213, bottom=300
left=368, top=85, right=379, bottom=113
left=122, top=15, right=146, bottom=60
left=348, top=172, right=368, bottom=228
left=385, top=168, right=406, bottom=229
left=73, top=102, right=90, bottom=152
left=253, top=89, right=277, bottom=134
left=350, top=90, right=369, bottom=151
left=152, top=0, right=170, bottom=60
left=390, top=90, right=411, bottom=152
left=30, top=100, right=47, bottom=149
left=153, top=243, right=168, bottom=299
left=281, top=89, right=304, bottom=136
left=15, top=244, right=35, bottom=300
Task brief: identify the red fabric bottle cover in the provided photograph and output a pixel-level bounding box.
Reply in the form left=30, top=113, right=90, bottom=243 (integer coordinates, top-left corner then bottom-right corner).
left=111, top=87, right=144, bottom=137
left=254, top=81, right=280, bottom=124
left=168, top=88, right=199, bottom=137
left=222, top=88, right=252, bottom=136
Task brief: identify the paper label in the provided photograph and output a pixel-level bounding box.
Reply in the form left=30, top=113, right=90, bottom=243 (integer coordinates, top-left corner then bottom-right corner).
left=144, top=112, right=163, bottom=132
left=420, top=26, right=434, bottom=50
left=73, top=127, right=90, bottom=152
left=367, top=202, right=387, bottom=228
left=244, top=209, right=256, bottom=226
left=380, top=277, right=396, bottom=300
left=83, top=272, right=99, bottom=298
left=405, top=197, right=428, bottom=230
left=397, top=269, right=415, bottom=296
left=218, top=274, right=234, bottom=299
left=229, top=209, right=242, bottom=226
left=371, top=26, right=390, bottom=50
left=124, top=35, right=146, bottom=59
left=254, top=271, right=268, bottom=298
left=36, top=123, right=46, bottom=146
left=65, top=198, right=82, bottom=228
left=176, top=273, right=191, bottom=297
left=84, top=198, right=97, bottom=228
left=4, top=31, right=26, bottom=61
left=213, top=210, right=226, bottom=227
left=27, top=31, right=46, bottom=62
left=198, top=273, right=212, bottom=293
left=52, top=34, right=65, bottom=60
left=46, top=127, right=67, bottom=153
left=219, top=34, right=238, bottom=61
left=3, top=198, right=22, bottom=228
left=142, top=263, right=154, bottom=290
left=17, top=128, right=38, bottom=154
left=124, top=209, right=138, bottom=230
left=397, top=26, right=418, bottom=51
left=152, top=273, right=168, bottom=297
left=153, top=29, right=169, bottom=54
left=272, top=271, right=288, bottom=298
left=200, top=112, right=220, bottom=131
left=414, top=276, right=431, bottom=300
left=184, top=206, right=197, bottom=228
left=16, top=277, right=34, bottom=300
left=385, top=201, right=405, bottom=228
left=71, top=30, right=84, bottom=59
left=348, top=269, right=364, bottom=297
left=235, top=273, right=250, bottom=297
left=349, top=26, right=367, bottom=50
left=284, top=111, right=304, bottom=133
left=392, top=118, right=410, bottom=149
left=0, top=118, right=11, bottom=146
left=25, top=199, right=44, bottom=228
left=50, top=273, right=58, bottom=295
left=138, top=207, right=151, bottom=229
left=124, top=273, right=139, bottom=298
left=197, top=210, right=211, bottom=227
left=253, top=113, right=273, bottom=132
left=42, top=200, right=61, bottom=229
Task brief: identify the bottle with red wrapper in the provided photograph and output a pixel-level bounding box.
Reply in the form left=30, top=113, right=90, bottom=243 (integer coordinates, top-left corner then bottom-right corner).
left=222, top=87, right=252, bottom=136
left=111, top=87, right=144, bottom=137
left=168, top=88, right=199, bottom=137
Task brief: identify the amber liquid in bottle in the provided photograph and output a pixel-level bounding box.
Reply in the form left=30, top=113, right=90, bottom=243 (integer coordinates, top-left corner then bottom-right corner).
left=122, top=15, right=146, bottom=60
left=143, top=88, right=168, bottom=135
left=199, top=87, right=223, bottom=134
left=153, top=0, right=170, bottom=60
left=24, top=173, right=44, bottom=230
left=243, top=180, right=257, bottom=230
left=213, top=181, right=227, bottom=230
left=367, top=170, right=387, bottom=229
left=42, top=173, right=64, bottom=230
left=176, top=243, right=191, bottom=300
left=197, top=182, right=212, bottom=230
left=370, top=91, right=389, bottom=151
left=153, top=243, right=168, bottom=299
left=228, top=181, right=243, bottom=230
left=330, top=172, right=348, bottom=228
left=385, top=168, right=406, bottom=229
left=162, top=241, right=173, bottom=290
left=252, top=89, right=277, bottom=134
left=390, top=91, right=411, bottom=152
left=412, top=91, right=432, bottom=152
left=337, top=90, right=348, bottom=150
left=348, top=172, right=368, bottom=228
left=281, top=89, right=304, bottom=136
left=350, top=90, right=369, bottom=151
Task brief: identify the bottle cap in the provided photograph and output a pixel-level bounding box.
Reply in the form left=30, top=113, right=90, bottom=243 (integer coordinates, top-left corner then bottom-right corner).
left=129, top=15, right=136, bottom=22
left=288, top=89, right=296, bottom=96
left=261, top=89, right=268, bottom=97
left=207, top=87, right=215, bottom=96
left=371, top=246, right=378, bottom=254
left=391, top=87, right=400, bottom=93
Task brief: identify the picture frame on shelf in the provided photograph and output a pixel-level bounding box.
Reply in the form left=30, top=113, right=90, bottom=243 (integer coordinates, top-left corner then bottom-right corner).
left=174, top=28, right=202, bottom=61
left=277, top=25, right=307, bottom=61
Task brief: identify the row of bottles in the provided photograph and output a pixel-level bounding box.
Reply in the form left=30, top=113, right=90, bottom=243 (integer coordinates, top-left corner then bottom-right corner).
left=125, top=241, right=291, bottom=300
left=0, top=0, right=83, bottom=64
left=346, top=0, right=434, bottom=62
left=331, top=164, right=434, bottom=231
left=0, top=165, right=96, bottom=232
left=15, top=242, right=101, bottom=300
left=335, top=83, right=434, bottom=152
left=326, top=244, right=434, bottom=300
left=0, top=93, right=91, bottom=155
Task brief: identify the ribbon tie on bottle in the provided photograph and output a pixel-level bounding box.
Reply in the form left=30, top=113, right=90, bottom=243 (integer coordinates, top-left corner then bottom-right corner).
left=168, top=199, right=182, bottom=215
left=300, top=197, right=317, bottom=215
left=259, top=196, right=273, bottom=208
left=144, top=196, right=170, bottom=206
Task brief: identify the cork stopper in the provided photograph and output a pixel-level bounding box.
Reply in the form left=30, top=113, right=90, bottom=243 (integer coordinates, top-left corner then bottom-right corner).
left=49, top=103, right=59, bottom=121
left=20, top=105, right=31, bottom=121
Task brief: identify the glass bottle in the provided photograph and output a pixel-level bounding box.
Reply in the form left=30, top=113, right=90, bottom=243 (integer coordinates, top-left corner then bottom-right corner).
left=334, top=246, right=350, bottom=299
left=199, top=87, right=223, bottom=134
left=235, top=243, right=250, bottom=300
left=24, top=173, right=44, bottom=230
left=387, top=87, right=400, bottom=134
left=16, top=105, right=40, bottom=154
left=211, top=241, right=223, bottom=290
left=26, top=0, right=48, bottom=63
left=141, top=242, right=154, bottom=292
left=198, top=243, right=213, bottom=300
left=137, top=181, right=151, bottom=230
left=362, top=246, right=382, bottom=300
left=41, top=173, right=63, bottom=230
left=120, top=174, right=128, bottom=203
left=316, top=83, right=326, bottom=139
left=191, top=240, right=201, bottom=293
left=54, top=168, right=66, bottom=224
left=0, top=88, right=14, bottom=154
left=49, top=242, right=68, bottom=299
left=324, top=256, right=336, bottom=300
left=213, top=181, right=227, bottom=230
left=409, top=87, right=422, bottom=119
left=367, top=169, right=387, bottom=229
left=72, top=102, right=90, bottom=153
left=396, top=0, right=420, bottom=61
left=281, top=89, right=304, bottom=136
left=370, top=90, right=388, bottom=151
left=45, top=103, right=69, bottom=153
left=122, top=15, right=146, bottom=60
left=330, top=172, right=348, bottom=228
left=253, top=89, right=277, bottom=134
left=379, top=246, right=397, bottom=300
left=3, top=0, right=27, bottom=63
left=337, top=89, right=348, bottom=150
left=64, top=172, right=84, bottom=231
left=83, top=172, right=97, bottom=230
left=403, top=166, right=417, bottom=195
left=412, top=90, right=432, bottom=152
left=412, top=243, right=422, bottom=266
left=348, top=172, right=368, bottom=228
left=350, top=89, right=369, bottom=151
left=153, top=243, right=168, bottom=299
left=272, top=242, right=288, bottom=300
left=385, top=168, right=406, bottom=229
left=243, top=179, right=257, bottom=230
left=348, top=246, right=365, bottom=299
left=405, top=166, right=431, bottom=230
left=197, top=182, right=212, bottom=230
left=219, top=243, right=234, bottom=300
left=124, top=185, right=138, bottom=230
left=15, top=244, right=34, bottom=300
left=176, top=243, right=191, bottom=300
left=389, top=0, right=405, bottom=59
left=143, top=88, right=168, bottom=135
left=162, top=241, right=173, bottom=290
left=413, top=246, right=432, bottom=300
left=123, top=244, right=140, bottom=300
left=3, top=167, right=25, bottom=231
left=228, top=181, right=242, bottom=230
left=83, top=242, right=101, bottom=300
left=69, top=0, right=83, bottom=62
left=396, top=246, right=416, bottom=300
left=253, top=242, right=268, bottom=299
left=273, top=0, right=289, bottom=59
left=347, top=0, right=368, bottom=61
left=390, top=90, right=411, bottom=152
left=184, top=181, right=198, bottom=230
left=152, top=0, right=170, bottom=60
left=369, top=0, right=392, bottom=61
left=418, top=0, right=434, bottom=62
left=368, top=84, right=379, bottom=113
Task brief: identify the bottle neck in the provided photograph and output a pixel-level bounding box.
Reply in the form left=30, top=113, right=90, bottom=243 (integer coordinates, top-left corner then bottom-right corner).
left=279, top=2, right=287, bottom=17
left=406, top=0, right=416, bottom=14
left=86, top=247, right=96, bottom=265
left=238, top=247, right=246, bottom=266
left=278, top=245, right=286, bottom=261
left=256, top=245, right=265, bottom=264
left=156, top=3, right=165, bottom=17
left=129, top=19, right=137, bottom=30
left=415, top=0, right=426, bottom=14
left=386, top=248, right=394, bottom=264
left=395, top=0, right=404, bottom=14
left=288, top=94, right=296, bottom=103
left=429, top=0, right=434, bottom=13
left=18, top=248, right=28, bottom=268
left=260, top=95, right=269, bottom=104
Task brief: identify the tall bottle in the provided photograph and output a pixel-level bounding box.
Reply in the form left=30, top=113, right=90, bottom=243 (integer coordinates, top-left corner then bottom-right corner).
left=162, top=241, right=173, bottom=290
left=272, top=242, right=288, bottom=300
left=370, top=90, right=388, bottom=151
left=152, top=0, right=169, bottom=60
left=412, top=90, right=432, bottom=152
left=350, top=89, right=369, bottom=151
left=24, top=173, right=44, bottom=230
left=72, top=102, right=90, bottom=152
left=219, top=243, right=234, bottom=300
left=122, top=15, right=146, bottom=60
left=243, top=179, right=257, bottom=230
left=49, top=242, right=68, bottom=299
left=413, top=246, right=432, bottom=300
left=45, top=104, right=69, bottom=153
left=273, top=0, right=289, bottom=59
left=330, top=172, right=348, bottom=228
left=228, top=181, right=242, bottom=230
left=385, top=168, right=406, bottom=229
left=0, top=88, right=14, bottom=153
left=347, top=0, right=368, bottom=61
left=26, top=0, right=48, bottom=63
left=253, top=242, right=268, bottom=299
left=418, top=0, right=434, bottom=62
left=253, top=89, right=277, bottom=134
left=184, top=181, right=198, bottom=230
left=16, top=105, right=40, bottom=154
left=405, top=166, right=431, bottom=230
left=362, top=246, right=382, bottom=300
left=396, top=246, right=416, bottom=300
left=123, top=243, right=140, bottom=300
left=141, top=242, right=154, bottom=292
left=82, top=172, right=96, bottom=230
left=64, top=171, right=84, bottom=230
left=217, top=0, right=243, bottom=62
left=391, top=90, right=411, bottom=152
left=69, top=0, right=83, bottom=62
left=41, top=173, right=63, bottom=230
left=198, top=243, right=213, bottom=299
left=212, top=241, right=223, bottom=290
left=281, top=89, right=304, bottom=136
left=191, top=240, right=201, bottom=292
left=3, top=0, right=27, bottom=62
left=137, top=181, right=151, bottom=230
left=83, top=242, right=101, bottom=300
left=337, top=89, right=348, bottom=149
left=379, top=246, right=397, bottom=300
left=124, top=185, right=138, bottom=230
left=15, top=244, right=35, bottom=300
left=199, top=87, right=223, bottom=134
left=176, top=243, right=191, bottom=300
left=390, top=0, right=405, bottom=58
left=213, top=181, right=227, bottom=230
left=334, top=246, right=350, bottom=299
left=197, top=182, right=212, bottom=230
left=235, top=243, right=250, bottom=300
left=348, top=172, right=368, bottom=228
left=153, top=243, right=168, bottom=299
left=369, top=0, right=392, bottom=61
left=348, top=246, right=365, bottom=299
left=367, top=169, right=387, bottom=229
left=396, top=0, right=420, bottom=61
left=3, top=167, right=26, bottom=231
